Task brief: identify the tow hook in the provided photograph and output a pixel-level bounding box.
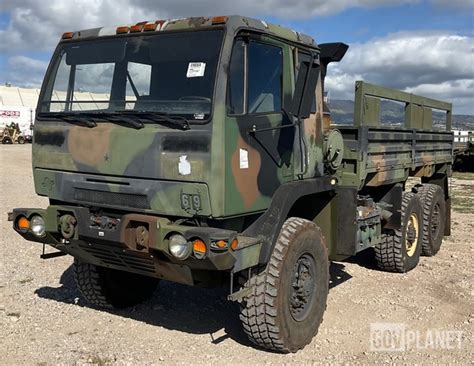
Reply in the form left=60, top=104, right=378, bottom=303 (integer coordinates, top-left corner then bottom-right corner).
left=59, top=214, right=76, bottom=239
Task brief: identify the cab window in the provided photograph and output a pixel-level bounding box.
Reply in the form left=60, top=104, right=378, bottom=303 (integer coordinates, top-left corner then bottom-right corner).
left=295, top=50, right=317, bottom=114
left=227, top=39, right=283, bottom=115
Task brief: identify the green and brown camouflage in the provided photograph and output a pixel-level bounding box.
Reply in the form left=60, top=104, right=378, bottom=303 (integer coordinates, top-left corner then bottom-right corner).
left=10, top=15, right=454, bottom=288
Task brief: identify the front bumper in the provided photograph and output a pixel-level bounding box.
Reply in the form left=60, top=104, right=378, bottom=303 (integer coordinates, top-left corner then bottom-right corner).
left=9, top=205, right=262, bottom=286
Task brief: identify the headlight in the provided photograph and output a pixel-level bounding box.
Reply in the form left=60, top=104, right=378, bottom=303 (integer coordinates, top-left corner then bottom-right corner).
left=30, top=215, right=46, bottom=237
left=168, top=234, right=191, bottom=260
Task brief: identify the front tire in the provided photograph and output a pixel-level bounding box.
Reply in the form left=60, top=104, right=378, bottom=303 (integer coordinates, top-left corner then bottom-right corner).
left=74, top=259, right=159, bottom=309
left=239, top=217, right=329, bottom=353
left=375, top=192, right=423, bottom=272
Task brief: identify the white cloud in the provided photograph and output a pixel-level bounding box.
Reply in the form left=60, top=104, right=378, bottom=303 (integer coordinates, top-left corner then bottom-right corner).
left=1, top=1, right=473, bottom=114
left=325, top=31, right=474, bottom=114
left=6, top=56, right=49, bottom=87
left=405, top=79, right=474, bottom=114
left=0, top=1, right=159, bottom=52
left=0, top=0, right=424, bottom=52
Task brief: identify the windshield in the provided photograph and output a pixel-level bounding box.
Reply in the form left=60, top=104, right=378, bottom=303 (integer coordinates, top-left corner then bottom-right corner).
left=39, top=30, right=224, bottom=121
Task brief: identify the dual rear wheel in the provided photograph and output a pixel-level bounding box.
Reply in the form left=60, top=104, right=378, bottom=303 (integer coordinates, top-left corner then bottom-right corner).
left=375, top=184, right=446, bottom=273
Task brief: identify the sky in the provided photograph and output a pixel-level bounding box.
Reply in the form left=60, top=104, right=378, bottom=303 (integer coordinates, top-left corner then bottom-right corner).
left=0, top=0, right=473, bottom=114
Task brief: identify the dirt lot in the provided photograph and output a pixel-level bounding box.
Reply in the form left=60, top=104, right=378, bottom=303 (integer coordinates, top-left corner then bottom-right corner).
left=1, top=144, right=473, bottom=365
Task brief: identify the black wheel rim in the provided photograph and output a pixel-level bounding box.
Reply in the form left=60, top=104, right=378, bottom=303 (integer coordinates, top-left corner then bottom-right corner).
left=430, top=202, right=441, bottom=239
left=289, top=253, right=317, bottom=322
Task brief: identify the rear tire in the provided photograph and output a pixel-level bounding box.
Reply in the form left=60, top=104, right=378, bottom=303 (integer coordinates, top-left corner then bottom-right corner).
left=74, top=259, right=159, bottom=309
left=2, top=137, right=12, bottom=144
left=412, top=184, right=445, bottom=256
left=375, top=192, right=423, bottom=272
left=239, top=217, right=329, bottom=353
left=17, top=136, right=25, bottom=144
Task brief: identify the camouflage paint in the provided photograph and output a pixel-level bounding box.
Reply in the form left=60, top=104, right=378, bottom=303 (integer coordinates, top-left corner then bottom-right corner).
left=33, top=16, right=322, bottom=219
left=13, top=16, right=454, bottom=276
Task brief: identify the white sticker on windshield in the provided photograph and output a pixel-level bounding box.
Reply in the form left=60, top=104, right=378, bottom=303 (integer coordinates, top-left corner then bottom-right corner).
left=187, top=62, right=206, bottom=78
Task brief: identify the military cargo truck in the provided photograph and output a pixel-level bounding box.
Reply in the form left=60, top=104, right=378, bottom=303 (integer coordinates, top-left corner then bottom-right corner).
left=454, top=131, right=473, bottom=171
left=9, top=16, right=454, bottom=352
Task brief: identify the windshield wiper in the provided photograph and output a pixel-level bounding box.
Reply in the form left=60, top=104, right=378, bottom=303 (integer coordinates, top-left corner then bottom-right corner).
left=95, top=113, right=144, bottom=129
left=39, top=112, right=144, bottom=129
left=39, top=112, right=97, bottom=128
left=120, top=111, right=190, bottom=130
left=38, top=111, right=189, bottom=130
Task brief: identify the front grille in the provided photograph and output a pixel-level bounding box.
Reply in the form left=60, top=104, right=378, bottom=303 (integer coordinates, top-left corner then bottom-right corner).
left=79, top=243, right=156, bottom=275
left=73, top=188, right=150, bottom=209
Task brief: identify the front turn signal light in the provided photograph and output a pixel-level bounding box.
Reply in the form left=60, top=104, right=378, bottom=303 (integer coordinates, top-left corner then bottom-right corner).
left=230, top=239, right=238, bottom=251
left=16, top=216, right=30, bottom=232
left=193, top=239, right=207, bottom=259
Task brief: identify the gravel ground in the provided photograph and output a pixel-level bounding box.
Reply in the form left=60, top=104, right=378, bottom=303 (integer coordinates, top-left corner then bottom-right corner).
left=1, top=144, right=473, bottom=365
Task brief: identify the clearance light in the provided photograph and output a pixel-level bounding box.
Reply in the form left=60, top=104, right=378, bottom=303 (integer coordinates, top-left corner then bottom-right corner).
left=16, top=216, right=30, bottom=233
left=116, top=26, right=130, bottom=34
left=211, top=16, right=228, bottom=25
left=144, top=23, right=158, bottom=31
left=62, top=32, right=74, bottom=39
left=230, top=239, right=238, bottom=251
left=193, top=239, right=207, bottom=259
left=130, top=24, right=144, bottom=33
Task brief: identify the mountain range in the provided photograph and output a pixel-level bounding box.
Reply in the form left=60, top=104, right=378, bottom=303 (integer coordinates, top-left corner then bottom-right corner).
left=329, top=99, right=474, bottom=131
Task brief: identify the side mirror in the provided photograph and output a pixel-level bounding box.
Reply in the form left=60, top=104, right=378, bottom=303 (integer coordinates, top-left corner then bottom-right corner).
left=319, top=43, right=349, bottom=67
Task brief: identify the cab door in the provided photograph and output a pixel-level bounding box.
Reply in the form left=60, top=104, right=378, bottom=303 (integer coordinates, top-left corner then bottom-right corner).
left=224, top=35, right=294, bottom=216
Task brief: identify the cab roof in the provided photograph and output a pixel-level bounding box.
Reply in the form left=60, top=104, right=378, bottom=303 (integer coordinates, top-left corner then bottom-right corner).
left=62, top=15, right=317, bottom=49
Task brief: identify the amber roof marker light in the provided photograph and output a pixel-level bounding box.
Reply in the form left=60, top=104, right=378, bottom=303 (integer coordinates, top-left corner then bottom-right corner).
left=62, top=32, right=74, bottom=39
left=144, top=23, right=158, bottom=31
left=130, top=24, right=145, bottom=33
left=116, top=26, right=130, bottom=34
left=211, top=16, right=228, bottom=25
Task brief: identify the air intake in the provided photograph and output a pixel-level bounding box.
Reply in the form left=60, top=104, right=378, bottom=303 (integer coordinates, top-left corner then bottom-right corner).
left=73, top=188, right=150, bottom=209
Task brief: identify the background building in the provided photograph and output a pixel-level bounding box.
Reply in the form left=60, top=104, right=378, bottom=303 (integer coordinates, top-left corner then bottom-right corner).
left=0, top=84, right=39, bottom=136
